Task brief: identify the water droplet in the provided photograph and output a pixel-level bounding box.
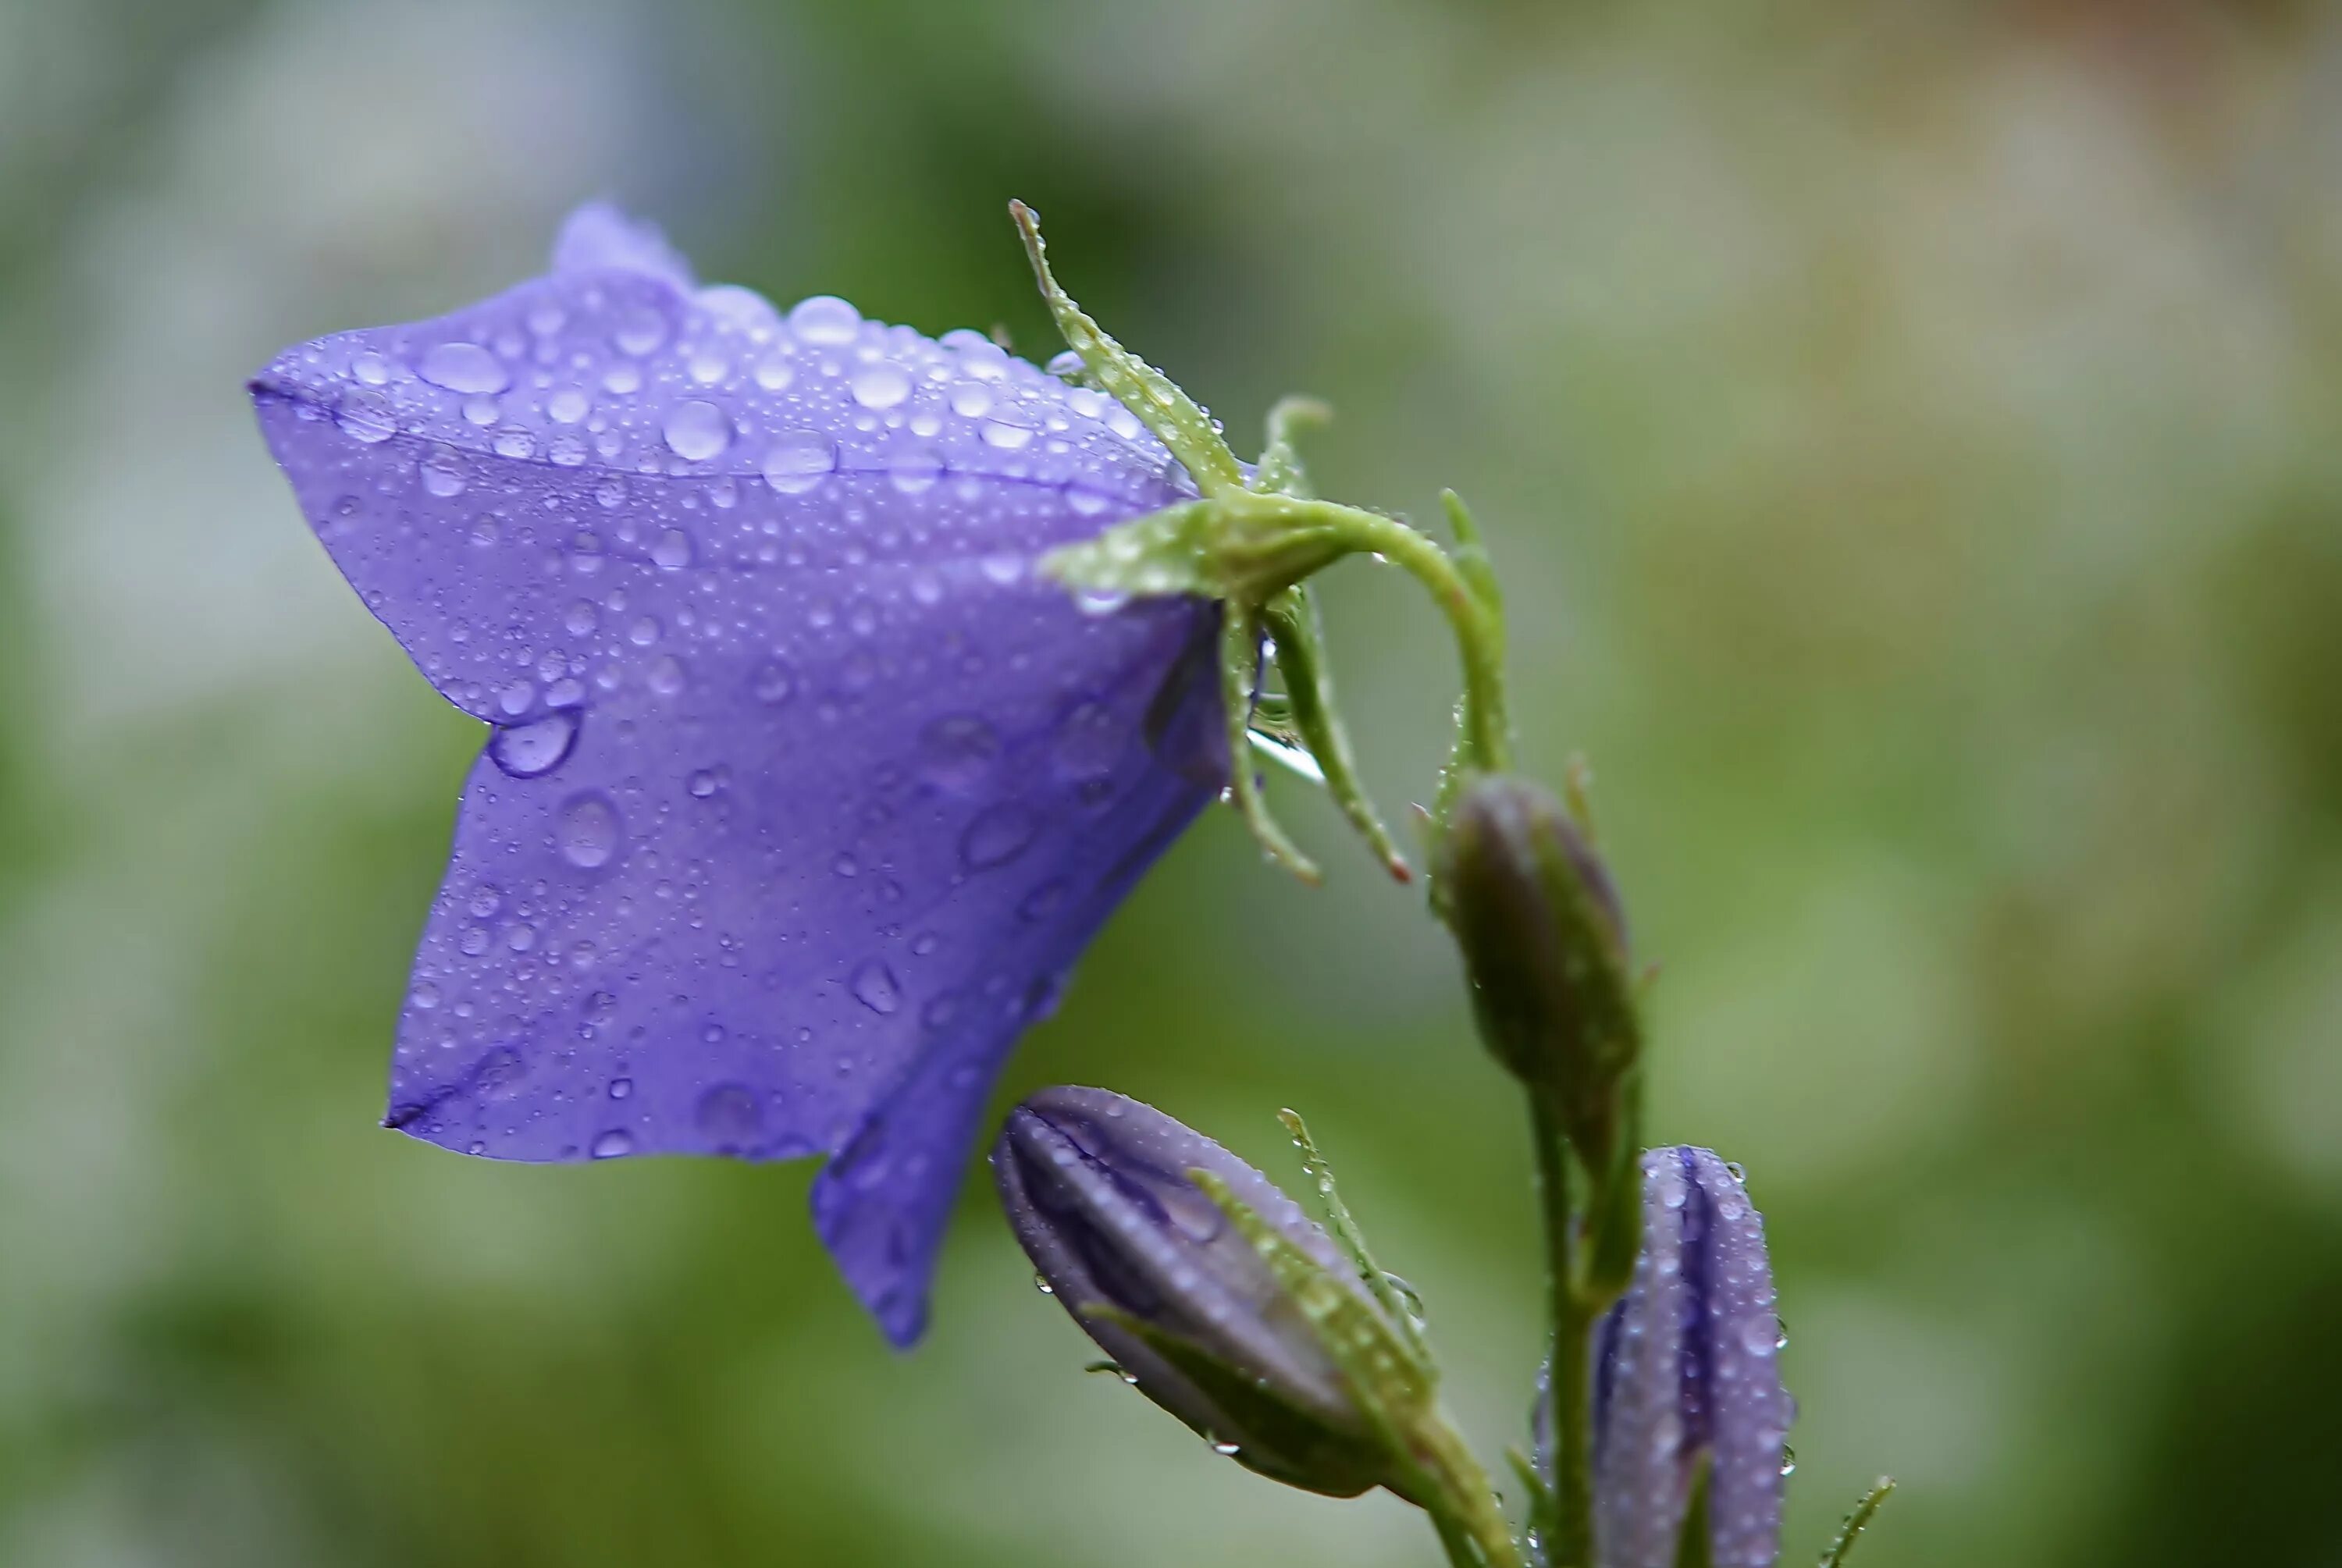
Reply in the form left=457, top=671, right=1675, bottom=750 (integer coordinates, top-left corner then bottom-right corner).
left=548, top=389, right=590, bottom=424
left=409, top=981, right=440, bottom=1011
left=647, top=655, right=687, bottom=696
left=687, top=769, right=721, bottom=798
left=591, top=1129, right=635, bottom=1159
left=420, top=450, right=467, bottom=496
left=417, top=341, right=509, bottom=395
left=918, top=714, right=1000, bottom=791
left=980, top=417, right=1035, bottom=451
left=1017, top=880, right=1068, bottom=922
left=662, top=399, right=731, bottom=460
left=614, top=305, right=669, bottom=356
left=1052, top=699, right=1123, bottom=780
left=788, top=295, right=861, bottom=345
left=696, top=1083, right=763, bottom=1145
left=609, top=1076, right=633, bottom=1099
left=753, top=356, right=794, bottom=391
left=1033, top=1274, right=1055, bottom=1296
left=1045, top=349, right=1085, bottom=380
left=558, top=793, right=621, bottom=868
left=1742, top=1314, right=1782, bottom=1357
left=751, top=662, right=795, bottom=705
left=849, top=361, right=910, bottom=409
left=651, top=527, right=694, bottom=569
left=884, top=446, right=942, bottom=496
left=1778, top=1445, right=1796, bottom=1477
left=488, top=711, right=581, bottom=778
left=761, top=431, right=836, bottom=494
left=947, top=382, right=992, bottom=418
left=351, top=351, right=391, bottom=386
left=491, top=425, right=536, bottom=460
left=1211, top=1440, right=1241, bottom=1457
left=333, top=388, right=397, bottom=443
left=849, top=960, right=902, bottom=1015
left=960, top=803, right=1038, bottom=870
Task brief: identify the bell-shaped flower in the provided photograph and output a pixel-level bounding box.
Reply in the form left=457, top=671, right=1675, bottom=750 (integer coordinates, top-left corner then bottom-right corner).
left=248, top=204, right=1230, bottom=1345
left=991, top=1086, right=1405, bottom=1498
left=1577, top=1147, right=1796, bottom=1568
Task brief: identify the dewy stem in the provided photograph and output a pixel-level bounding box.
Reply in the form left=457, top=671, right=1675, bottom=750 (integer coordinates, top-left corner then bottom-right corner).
left=1532, top=1093, right=1599, bottom=1568
left=1253, top=496, right=1513, bottom=780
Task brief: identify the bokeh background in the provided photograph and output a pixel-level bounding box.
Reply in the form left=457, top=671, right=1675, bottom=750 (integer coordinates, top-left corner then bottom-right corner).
left=4, top=0, right=2340, bottom=1563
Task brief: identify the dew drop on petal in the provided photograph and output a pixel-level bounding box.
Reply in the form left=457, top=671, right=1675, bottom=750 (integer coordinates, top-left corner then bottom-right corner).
left=850, top=960, right=902, bottom=1015
left=614, top=306, right=669, bottom=356
left=651, top=528, right=694, bottom=569
left=751, top=662, right=795, bottom=705
left=849, top=361, right=910, bottom=409
left=762, top=432, right=836, bottom=494
left=420, top=450, right=467, bottom=496
left=647, top=655, right=687, bottom=696
left=334, top=388, right=397, bottom=443
left=662, top=399, right=731, bottom=460
left=918, top=715, right=1000, bottom=791
left=591, top=1129, right=635, bottom=1159
left=960, top=803, right=1038, bottom=870
left=696, top=1083, right=763, bottom=1144
left=559, top=792, right=621, bottom=869
left=788, top=295, right=861, bottom=345
left=548, top=389, right=590, bottom=424
left=487, top=711, right=581, bottom=778
left=417, top=341, right=509, bottom=395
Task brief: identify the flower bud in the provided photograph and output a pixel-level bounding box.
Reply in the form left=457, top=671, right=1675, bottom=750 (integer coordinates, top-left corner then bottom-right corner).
left=991, top=1086, right=1395, bottom=1497
left=1537, top=1147, right=1794, bottom=1568
left=1436, top=773, right=1636, bottom=1172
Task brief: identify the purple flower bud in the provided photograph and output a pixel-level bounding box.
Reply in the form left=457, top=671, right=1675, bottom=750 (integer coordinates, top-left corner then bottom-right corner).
left=248, top=205, right=1232, bottom=1345
left=1436, top=774, right=1635, bottom=1172
left=991, top=1087, right=1393, bottom=1496
left=1564, top=1147, right=1793, bottom=1568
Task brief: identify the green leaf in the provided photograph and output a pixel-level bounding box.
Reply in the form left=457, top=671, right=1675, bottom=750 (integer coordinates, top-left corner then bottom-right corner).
left=1673, top=1456, right=1714, bottom=1568
left=1255, top=396, right=1331, bottom=499
left=1818, top=1477, right=1896, bottom=1568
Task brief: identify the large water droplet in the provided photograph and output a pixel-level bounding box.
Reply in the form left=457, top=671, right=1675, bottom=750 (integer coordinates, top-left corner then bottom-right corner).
left=647, top=655, right=687, bottom=696
left=334, top=388, right=397, bottom=443
left=918, top=715, right=1000, bottom=791
left=417, top=341, right=509, bottom=395
left=762, top=431, right=836, bottom=494
left=559, top=793, right=621, bottom=869
left=980, top=416, right=1035, bottom=450
left=850, top=960, right=902, bottom=1015
left=651, top=528, right=694, bottom=569
left=849, top=361, right=910, bottom=409
left=888, top=447, right=942, bottom=495
left=662, top=399, right=731, bottom=460
left=420, top=449, right=467, bottom=496
left=614, top=306, right=669, bottom=356
left=591, top=1129, right=635, bottom=1159
left=788, top=295, right=861, bottom=345
left=751, top=662, right=795, bottom=705
left=488, top=711, right=581, bottom=778
left=960, top=803, right=1038, bottom=870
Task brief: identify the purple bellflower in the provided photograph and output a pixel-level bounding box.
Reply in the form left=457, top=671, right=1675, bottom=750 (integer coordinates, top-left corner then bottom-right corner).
left=1547, top=1147, right=1794, bottom=1568
left=249, top=205, right=1231, bottom=1345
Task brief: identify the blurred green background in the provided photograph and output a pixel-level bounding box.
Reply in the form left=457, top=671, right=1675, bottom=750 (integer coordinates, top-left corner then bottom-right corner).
left=4, top=0, right=2340, bottom=1563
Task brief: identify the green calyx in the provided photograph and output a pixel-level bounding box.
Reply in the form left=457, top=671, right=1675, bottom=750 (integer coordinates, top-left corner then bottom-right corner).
left=1009, top=201, right=1511, bottom=887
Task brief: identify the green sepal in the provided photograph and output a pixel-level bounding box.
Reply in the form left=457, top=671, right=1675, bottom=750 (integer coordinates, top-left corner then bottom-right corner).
left=1261, top=588, right=1411, bottom=881
left=1221, top=606, right=1320, bottom=884
left=1255, top=396, right=1331, bottom=498
left=1191, top=1168, right=1436, bottom=1442
left=1080, top=1303, right=1391, bottom=1499
left=1277, top=1108, right=1433, bottom=1364
left=1818, top=1477, right=1896, bottom=1568
left=1010, top=201, right=1245, bottom=497
left=1039, top=489, right=1355, bottom=611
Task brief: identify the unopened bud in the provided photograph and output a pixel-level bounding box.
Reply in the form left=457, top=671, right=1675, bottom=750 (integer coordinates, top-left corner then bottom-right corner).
left=1536, top=1147, right=1793, bottom=1568
left=1436, top=773, right=1637, bottom=1172
left=991, top=1086, right=1397, bottom=1497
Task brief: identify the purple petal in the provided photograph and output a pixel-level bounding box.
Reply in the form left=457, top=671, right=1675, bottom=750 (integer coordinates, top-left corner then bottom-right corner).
left=1593, top=1147, right=1791, bottom=1568
left=250, top=205, right=1226, bottom=1345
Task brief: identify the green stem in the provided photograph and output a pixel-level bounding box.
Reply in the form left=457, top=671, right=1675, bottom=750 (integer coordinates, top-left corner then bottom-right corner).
left=1236, top=495, right=1511, bottom=778
left=1532, top=1094, right=1599, bottom=1568
left=1413, top=1412, right=1528, bottom=1568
